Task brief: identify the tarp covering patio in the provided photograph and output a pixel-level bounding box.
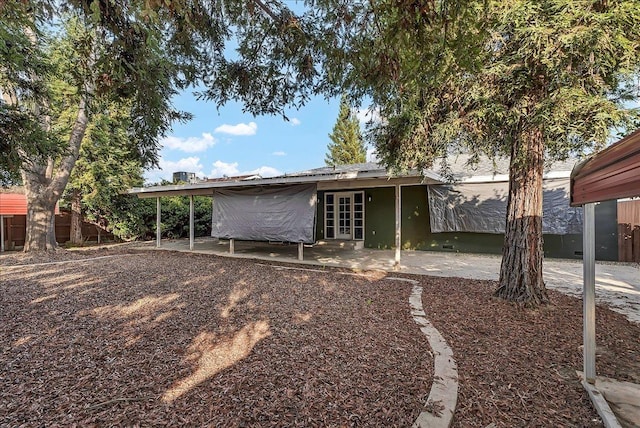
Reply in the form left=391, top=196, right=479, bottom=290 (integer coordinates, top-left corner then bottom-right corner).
left=211, top=184, right=317, bottom=243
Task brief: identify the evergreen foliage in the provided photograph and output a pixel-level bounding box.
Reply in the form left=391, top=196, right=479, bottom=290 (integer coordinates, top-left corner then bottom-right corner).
left=0, top=0, right=327, bottom=250
left=313, top=0, right=640, bottom=305
left=325, top=95, right=367, bottom=166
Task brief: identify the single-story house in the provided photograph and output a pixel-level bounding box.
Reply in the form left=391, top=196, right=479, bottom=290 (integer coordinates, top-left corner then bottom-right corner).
left=129, top=154, right=618, bottom=262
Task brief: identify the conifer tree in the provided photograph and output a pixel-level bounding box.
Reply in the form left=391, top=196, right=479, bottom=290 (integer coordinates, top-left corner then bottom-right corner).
left=316, top=0, right=640, bottom=306
left=325, top=96, right=367, bottom=166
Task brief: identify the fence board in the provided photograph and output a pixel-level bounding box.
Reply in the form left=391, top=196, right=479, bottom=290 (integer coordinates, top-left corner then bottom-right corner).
left=618, top=223, right=633, bottom=262
left=634, top=226, right=640, bottom=263
left=618, top=200, right=640, bottom=227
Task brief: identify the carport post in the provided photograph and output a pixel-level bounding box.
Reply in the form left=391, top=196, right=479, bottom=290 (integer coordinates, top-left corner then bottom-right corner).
left=229, top=238, right=234, bottom=254
left=583, top=202, right=596, bottom=384
left=394, top=184, right=401, bottom=266
left=0, top=214, right=4, bottom=253
left=298, top=242, right=304, bottom=261
left=156, top=197, right=161, bottom=248
left=189, top=195, right=195, bottom=250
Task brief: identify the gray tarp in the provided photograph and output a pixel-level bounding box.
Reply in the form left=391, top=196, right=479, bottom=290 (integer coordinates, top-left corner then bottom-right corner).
left=211, top=184, right=317, bottom=243
left=427, top=179, right=583, bottom=234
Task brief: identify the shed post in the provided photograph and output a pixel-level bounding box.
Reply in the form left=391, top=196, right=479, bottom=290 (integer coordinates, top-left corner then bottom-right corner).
left=298, top=242, right=304, bottom=261
left=229, top=238, right=234, bottom=254
left=395, top=184, right=401, bottom=266
left=583, top=202, right=596, bottom=384
left=189, top=195, right=195, bottom=250
left=0, top=215, right=4, bottom=253
left=156, top=197, right=161, bottom=248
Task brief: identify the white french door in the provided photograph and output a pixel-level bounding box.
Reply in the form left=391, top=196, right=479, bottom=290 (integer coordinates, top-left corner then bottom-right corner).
left=336, top=194, right=352, bottom=239
left=324, top=191, right=364, bottom=240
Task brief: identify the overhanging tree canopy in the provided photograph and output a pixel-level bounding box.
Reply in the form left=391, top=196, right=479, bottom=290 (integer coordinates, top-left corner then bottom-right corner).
left=312, top=0, right=640, bottom=306
left=0, top=0, right=329, bottom=251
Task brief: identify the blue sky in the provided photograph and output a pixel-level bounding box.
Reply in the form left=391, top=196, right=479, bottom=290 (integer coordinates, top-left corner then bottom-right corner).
left=144, top=91, right=377, bottom=184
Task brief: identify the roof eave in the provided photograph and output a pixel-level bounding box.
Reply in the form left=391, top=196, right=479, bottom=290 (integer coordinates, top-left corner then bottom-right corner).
left=129, top=169, right=446, bottom=198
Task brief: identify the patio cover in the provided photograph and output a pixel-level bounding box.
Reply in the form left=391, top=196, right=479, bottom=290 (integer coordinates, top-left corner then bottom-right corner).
left=427, top=178, right=582, bottom=234
left=211, top=184, right=317, bottom=243
left=570, top=128, right=640, bottom=426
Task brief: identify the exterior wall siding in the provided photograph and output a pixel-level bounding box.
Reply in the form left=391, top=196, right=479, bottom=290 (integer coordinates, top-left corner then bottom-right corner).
left=315, top=186, right=618, bottom=261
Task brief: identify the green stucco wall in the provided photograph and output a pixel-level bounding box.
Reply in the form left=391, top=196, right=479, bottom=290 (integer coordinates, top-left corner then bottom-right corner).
left=363, top=187, right=396, bottom=248
left=315, top=186, right=618, bottom=261
left=420, top=196, right=617, bottom=261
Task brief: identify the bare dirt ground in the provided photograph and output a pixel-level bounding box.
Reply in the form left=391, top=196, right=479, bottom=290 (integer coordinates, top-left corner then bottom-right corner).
left=1, top=248, right=639, bottom=427
left=0, top=249, right=431, bottom=427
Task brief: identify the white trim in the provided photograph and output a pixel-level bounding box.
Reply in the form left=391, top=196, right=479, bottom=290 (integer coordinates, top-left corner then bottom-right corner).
left=335, top=192, right=353, bottom=240
left=353, top=191, right=365, bottom=241
left=323, top=191, right=365, bottom=241
left=156, top=198, right=161, bottom=248
left=460, top=170, right=572, bottom=183
left=189, top=195, right=195, bottom=250
left=324, top=193, right=335, bottom=239
left=130, top=170, right=444, bottom=198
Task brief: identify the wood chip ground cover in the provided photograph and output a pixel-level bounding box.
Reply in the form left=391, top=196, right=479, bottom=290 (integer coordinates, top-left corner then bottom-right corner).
left=1, top=249, right=431, bottom=427
left=419, top=276, right=640, bottom=427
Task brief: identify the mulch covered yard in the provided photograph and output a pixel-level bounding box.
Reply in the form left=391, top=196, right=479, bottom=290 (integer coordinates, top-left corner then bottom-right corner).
left=1, top=248, right=639, bottom=427
left=0, top=249, right=431, bottom=427
left=420, top=277, right=640, bottom=427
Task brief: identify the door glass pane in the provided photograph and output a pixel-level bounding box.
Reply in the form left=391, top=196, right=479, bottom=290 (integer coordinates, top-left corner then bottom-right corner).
left=338, top=196, right=351, bottom=236
left=353, top=191, right=364, bottom=241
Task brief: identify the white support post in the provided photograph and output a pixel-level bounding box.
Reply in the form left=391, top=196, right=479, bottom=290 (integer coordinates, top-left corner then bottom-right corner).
left=156, top=197, right=161, bottom=248
left=583, top=203, right=596, bottom=384
left=229, top=238, right=234, bottom=254
left=211, top=197, right=215, bottom=239
left=0, top=215, right=4, bottom=253
left=298, top=242, right=304, bottom=261
left=394, top=184, right=401, bottom=266
left=189, top=195, right=195, bottom=250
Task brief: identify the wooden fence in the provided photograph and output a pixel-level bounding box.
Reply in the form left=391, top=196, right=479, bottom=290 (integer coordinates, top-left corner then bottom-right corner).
left=2, top=213, right=114, bottom=250
left=617, top=200, right=640, bottom=262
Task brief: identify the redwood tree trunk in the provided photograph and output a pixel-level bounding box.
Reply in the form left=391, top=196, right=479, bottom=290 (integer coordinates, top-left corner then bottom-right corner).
left=70, top=189, right=83, bottom=245
left=495, top=127, right=549, bottom=306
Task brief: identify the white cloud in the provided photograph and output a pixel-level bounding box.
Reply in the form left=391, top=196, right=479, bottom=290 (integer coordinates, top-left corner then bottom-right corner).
left=290, top=117, right=301, bottom=126
left=247, top=166, right=281, bottom=177
left=214, top=121, right=258, bottom=136
left=272, top=151, right=287, bottom=156
left=210, top=160, right=282, bottom=178
left=145, top=156, right=204, bottom=183
left=356, top=106, right=382, bottom=125
left=161, top=133, right=216, bottom=153
left=210, top=160, right=240, bottom=177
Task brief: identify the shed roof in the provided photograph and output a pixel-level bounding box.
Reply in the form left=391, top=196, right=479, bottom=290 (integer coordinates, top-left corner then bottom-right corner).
left=570, top=129, right=640, bottom=206
left=0, top=193, right=61, bottom=215
left=0, top=193, right=28, bottom=215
